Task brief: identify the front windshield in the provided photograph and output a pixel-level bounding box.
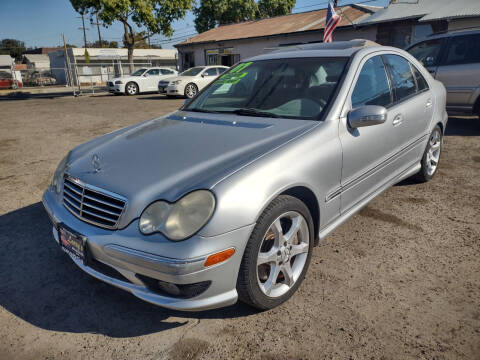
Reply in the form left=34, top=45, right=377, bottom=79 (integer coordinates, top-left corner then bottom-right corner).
left=131, top=68, right=147, bottom=76
left=181, top=67, right=204, bottom=76
left=185, top=57, right=348, bottom=120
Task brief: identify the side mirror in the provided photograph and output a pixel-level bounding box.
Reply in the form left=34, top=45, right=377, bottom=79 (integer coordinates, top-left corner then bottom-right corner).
left=201, top=74, right=205, bottom=78
left=348, top=105, right=387, bottom=128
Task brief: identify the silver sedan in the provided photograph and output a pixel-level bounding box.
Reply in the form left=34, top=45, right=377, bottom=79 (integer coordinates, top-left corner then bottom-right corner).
left=43, top=40, right=447, bottom=311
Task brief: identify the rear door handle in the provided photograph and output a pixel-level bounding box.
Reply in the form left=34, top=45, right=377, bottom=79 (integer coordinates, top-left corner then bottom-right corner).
left=392, top=114, right=403, bottom=126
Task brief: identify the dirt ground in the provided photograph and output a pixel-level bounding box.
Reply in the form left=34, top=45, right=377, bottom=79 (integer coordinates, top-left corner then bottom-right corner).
left=0, top=93, right=479, bottom=360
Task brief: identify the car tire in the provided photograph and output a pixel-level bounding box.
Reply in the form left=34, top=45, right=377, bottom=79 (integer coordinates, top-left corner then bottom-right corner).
left=125, top=82, right=139, bottom=96
left=184, top=83, right=198, bottom=99
left=236, top=195, right=314, bottom=310
left=412, top=124, right=443, bottom=183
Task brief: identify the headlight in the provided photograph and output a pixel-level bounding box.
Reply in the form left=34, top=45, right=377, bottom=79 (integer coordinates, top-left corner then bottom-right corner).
left=51, top=153, right=69, bottom=193
left=115, top=80, right=123, bottom=84
left=171, top=80, right=181, bottom=85
left=139, top=190, right=215, bottom=241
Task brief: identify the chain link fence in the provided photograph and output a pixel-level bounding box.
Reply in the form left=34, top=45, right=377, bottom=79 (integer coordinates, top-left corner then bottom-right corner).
left=4, top=61, right=164, bottom=95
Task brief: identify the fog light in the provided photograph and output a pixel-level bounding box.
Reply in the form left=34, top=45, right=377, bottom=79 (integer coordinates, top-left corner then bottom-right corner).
left=204, top=248, right=235, bottom=267
left=157, top=280, right=181, bottom=296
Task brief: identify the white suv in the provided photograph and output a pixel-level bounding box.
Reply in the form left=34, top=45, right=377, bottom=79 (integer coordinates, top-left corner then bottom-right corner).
left=158, top=66, right=229, bottom=98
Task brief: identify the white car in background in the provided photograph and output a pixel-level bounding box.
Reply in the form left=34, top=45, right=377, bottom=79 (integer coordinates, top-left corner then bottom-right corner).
left=108, top=67, right=178, bottom=95
left=158, top=66, right=229, bottom=98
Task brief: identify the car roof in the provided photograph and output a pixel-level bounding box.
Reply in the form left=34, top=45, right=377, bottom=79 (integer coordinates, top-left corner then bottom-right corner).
left=249, top=39, right=381, bottom=61
left=426, top=28, right=480, bottom=40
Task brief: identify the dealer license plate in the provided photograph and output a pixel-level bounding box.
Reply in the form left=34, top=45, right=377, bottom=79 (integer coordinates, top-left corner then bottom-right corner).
left=59, top=225, right=86, bottom=262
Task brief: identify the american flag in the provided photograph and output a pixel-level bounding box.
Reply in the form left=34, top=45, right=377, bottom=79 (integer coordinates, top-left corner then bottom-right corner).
left=323, top=2, right=341, bottom=43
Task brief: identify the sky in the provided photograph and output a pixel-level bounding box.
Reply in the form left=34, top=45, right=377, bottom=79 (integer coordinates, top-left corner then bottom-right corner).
left=0, top=0, right=389, bottom=49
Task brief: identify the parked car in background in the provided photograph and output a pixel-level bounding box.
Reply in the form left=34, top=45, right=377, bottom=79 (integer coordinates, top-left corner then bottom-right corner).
left=158, top=65, right=229, bottom=98
left=43, top=40, right=447, bottom=311
left=107, top=67, right=178, bottom=95
left=0, top=71, right=22, bottom=89
left=407, top=29, right=480, bottom=118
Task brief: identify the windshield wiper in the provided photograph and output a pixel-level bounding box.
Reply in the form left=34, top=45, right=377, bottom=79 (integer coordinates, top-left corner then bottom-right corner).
left=187, top=108, right=222, bottom=113
left=232, top=108, right=279, bottom=118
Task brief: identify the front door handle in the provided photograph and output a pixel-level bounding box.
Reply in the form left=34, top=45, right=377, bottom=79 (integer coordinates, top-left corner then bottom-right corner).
left=426, top=98, right=433, bottom=108
left=392, top=114, right=403, bottom=126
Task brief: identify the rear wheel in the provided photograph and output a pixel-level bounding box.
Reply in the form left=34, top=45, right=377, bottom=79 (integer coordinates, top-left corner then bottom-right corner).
left=184, top=83, right=198, bottom=99
left=412, top=125, right=443, bottom=182
left=237, top=195, right=314, bottom=310
left=125, top=82, right=138, bottom=96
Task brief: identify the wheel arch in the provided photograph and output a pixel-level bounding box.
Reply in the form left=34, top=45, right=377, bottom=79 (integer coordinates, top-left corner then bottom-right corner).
left=280, top=186, right=320, bottom=246
left=125, top=81, right=139, bottom=94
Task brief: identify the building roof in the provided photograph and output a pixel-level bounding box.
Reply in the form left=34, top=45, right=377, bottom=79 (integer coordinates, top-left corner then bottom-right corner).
left=358, top=0, right=480, bottom=25
left=70, top=48, right=177, bottom=60
left=0, top=55, right=14, bottom=67
left=176, top=4, right=377, bottom=47
left=23, top=54, right=50, bottom=63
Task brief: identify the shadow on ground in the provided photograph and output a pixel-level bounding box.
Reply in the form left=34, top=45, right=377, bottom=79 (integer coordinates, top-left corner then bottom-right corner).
left=445, top=116, right=480, bottom=136
left=0, top=203, right=256, bottom=338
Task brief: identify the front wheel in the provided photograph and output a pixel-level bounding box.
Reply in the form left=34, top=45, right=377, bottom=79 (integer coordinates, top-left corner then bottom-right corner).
left=237, top=195, right=314, bottom=310
left=184, top=83, right=198, bottom=99
left=125, top=82, right=138, bottom=96
left=412, top=125, right=443, bottom=182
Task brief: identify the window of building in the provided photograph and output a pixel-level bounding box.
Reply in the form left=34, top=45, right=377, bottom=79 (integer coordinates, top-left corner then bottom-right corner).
left=351, top=56, right=392, bottom=108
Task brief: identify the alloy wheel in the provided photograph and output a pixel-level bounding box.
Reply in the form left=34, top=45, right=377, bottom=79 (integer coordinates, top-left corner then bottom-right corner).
left=126, top=83, right=137, bottom=95
left=426, top=128, right=441, bottom=176
left=256, top=211, right=310, bottom=298
left=185, top=84, right=197, bottom=98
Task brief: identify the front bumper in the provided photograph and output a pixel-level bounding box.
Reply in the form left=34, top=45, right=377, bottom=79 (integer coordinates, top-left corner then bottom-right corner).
left=108, top=83, right=125, bottom=93
left=42, top=189, right=253, bottom=311
left=158, top=84, right=183, bottom=96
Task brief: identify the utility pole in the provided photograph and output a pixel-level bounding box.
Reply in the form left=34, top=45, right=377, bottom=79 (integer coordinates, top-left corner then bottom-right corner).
left=78, top=13, right=88, bottom=48
left=147, top=32, right=151, bottom=48
left=62, top=33, right=75, bottom=95
left=333, top=0, right=338, bottom=7
left=91, top=12, right=103, bottom=47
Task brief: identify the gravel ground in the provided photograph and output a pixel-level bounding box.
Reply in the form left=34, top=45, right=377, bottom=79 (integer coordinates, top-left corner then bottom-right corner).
left=0, top=94, right=479, bottom=360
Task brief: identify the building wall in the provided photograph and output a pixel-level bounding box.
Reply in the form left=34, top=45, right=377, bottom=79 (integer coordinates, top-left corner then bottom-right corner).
left=177, top=26, right=377, bottom=70
left=448, top=17, right=480, bottom=31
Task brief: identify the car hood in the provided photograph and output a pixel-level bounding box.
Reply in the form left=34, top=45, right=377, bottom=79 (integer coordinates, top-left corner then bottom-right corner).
left=109, top=76, right=140, bottom=83
left=66, top=111, right=318, bottom=227
left=164, top=75, right=198, bottom=83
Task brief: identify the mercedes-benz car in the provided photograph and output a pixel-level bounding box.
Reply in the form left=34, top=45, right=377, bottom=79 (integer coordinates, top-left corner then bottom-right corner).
left=107, top=67, right=178, bottom=95
left=158, top=65, right=228, bottom=98
left=43, top=40, right=447, bottom=311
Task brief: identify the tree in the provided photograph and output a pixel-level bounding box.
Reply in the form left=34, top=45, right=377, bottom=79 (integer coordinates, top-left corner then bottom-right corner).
left=193, top=0, right=296, bottom=33
left=194, top=0, right=258, bottom=33
left=0, top=39, right=26, bottom=61
left=70, top=0, right=194, bottom=72
left=257, top=0, right=296, bottom=19
left=87, top=40, right=118, bottom=48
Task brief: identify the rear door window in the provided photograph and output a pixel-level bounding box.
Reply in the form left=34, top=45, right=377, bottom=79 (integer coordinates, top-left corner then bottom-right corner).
left=444, top=34, right=480, bottom=65
left=351, top=56, right=392, bottom=108
left=407, top=39, right=444, bottom=67
left=384, top=54, right=417, bottom=102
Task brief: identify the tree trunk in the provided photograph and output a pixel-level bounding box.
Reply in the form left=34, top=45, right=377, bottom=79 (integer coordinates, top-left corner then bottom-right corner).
left=127, top=45, right=134, bottom=73
left=123, top=21, right=135, bottom=73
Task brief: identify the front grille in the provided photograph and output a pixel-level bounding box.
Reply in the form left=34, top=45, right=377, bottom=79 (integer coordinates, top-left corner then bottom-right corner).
left=62, top=176, right=126, bottom=229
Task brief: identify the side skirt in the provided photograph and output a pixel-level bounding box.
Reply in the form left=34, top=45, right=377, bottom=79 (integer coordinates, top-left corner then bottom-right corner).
left=317, top=161, right=421, bottom=242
